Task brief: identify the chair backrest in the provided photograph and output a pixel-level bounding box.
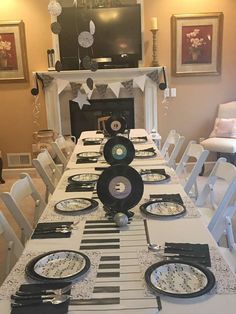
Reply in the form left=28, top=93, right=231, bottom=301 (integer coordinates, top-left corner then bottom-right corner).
left=51, top=135, right=74, bottom=170
left=176, top=141, right=209, bottom=196
left=196, top=157, right=236, bottom=208
left=218, top=101, right=236, bottom=118
left=32, top=149, right=62, bottom=201
left=161, top=129, right=185, bottom=168
left=1, top=173, right=46, bottom=243
left=208, top=176, right=236, bottom=245
left=0, top=211, right=24, bottom=275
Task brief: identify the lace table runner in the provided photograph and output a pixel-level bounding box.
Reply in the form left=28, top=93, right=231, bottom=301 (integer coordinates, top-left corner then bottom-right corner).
left=0, top=250, right=101, bottom=300
left=137, top=247, right=236, bottom=295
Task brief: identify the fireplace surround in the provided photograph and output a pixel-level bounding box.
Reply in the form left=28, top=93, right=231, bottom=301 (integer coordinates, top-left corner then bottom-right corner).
left=36, top=67, right=161, bottom=136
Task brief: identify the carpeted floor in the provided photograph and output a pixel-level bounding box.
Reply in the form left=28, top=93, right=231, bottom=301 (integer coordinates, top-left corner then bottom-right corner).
left=0, top=168, right=235, bottom=285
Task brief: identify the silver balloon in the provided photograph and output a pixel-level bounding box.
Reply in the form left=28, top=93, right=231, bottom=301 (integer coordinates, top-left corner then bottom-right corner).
left=114, top=212, right=128, bottom=227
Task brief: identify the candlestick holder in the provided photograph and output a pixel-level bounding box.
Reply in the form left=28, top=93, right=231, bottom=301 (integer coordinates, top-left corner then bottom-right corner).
left=150, top=29, right=159, bottom=67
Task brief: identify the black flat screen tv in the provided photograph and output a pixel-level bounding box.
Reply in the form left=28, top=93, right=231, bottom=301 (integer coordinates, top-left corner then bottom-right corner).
left=58, top=5, right=142, bottom=70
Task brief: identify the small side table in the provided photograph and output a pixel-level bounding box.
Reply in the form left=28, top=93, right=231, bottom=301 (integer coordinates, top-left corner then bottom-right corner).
left=0, top=150, right=5, bottom=184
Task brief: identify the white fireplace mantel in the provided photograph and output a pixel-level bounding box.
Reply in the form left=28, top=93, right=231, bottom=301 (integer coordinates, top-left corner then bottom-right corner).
left=35, top=66, right=162, bottom=135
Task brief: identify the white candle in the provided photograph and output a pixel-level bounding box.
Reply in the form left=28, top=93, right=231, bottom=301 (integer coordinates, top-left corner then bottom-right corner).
left=151, top=17, right=158, bottom=30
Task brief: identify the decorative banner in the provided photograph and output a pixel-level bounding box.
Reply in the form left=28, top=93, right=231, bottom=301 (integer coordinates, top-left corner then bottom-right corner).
left=96, top=84, right=108, bottom=98
left=32, top=95, right=41, bottom=127
left=146, top=69, right=159, bottom=84
left=86, top=77, right=94, bottom=90
left=55, top=60, right=62, bottom=72
left=133, top=75, right=146, bottom=92
left=39, top=74, right=54, bottom=88
left=109, top=82, right=121, bottom=98
left=82, top=56, right=91, bottom=70
left=51, top=22, right=62, bottom=34
left=57, top=79, right=69, bottom=94
left=121, top=79, right=133, bottom=95
left=78, top=31, right=94, bottom=48
left=72, top=90, right=91, bottom=110
left=89, top=20, right=95, bottom=35
left=48, top=1, right=62, bottom=17
left=70, top=82, right=82, bottom=97
left=90, top=60, right=98, bottom=72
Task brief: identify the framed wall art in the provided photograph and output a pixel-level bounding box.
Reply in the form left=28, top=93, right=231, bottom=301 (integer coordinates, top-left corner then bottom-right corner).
left=0, top=20, right=29, bottom=82
left=171, top=13, right=223, bottom=76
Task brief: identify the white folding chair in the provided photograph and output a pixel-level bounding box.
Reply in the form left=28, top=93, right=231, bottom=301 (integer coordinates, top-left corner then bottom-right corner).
left=0, top=211, right=23, bottom=276
left=196, top=157, right=236, bottom=218
left=51, top=135, right=75, bottom=171
left=208, top=180, right=236, bottom=273
left=32, top=149, right=62, bottom=203
left=160, top=129, right=185, bottom=169
left=175, top=141, right=209, bottom=198
left=1, top=173, right=46, bottom=244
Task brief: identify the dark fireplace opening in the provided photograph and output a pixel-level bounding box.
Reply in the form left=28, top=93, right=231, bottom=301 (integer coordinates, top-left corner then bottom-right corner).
left=69, top=98, right=135, bottom=139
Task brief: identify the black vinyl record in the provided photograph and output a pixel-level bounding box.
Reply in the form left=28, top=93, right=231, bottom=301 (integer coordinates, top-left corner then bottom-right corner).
left=96, top=164, right=144, bottom=212
left=105, top=115, right=127, bottom=136
left=103, top=136, right=135, bottom=165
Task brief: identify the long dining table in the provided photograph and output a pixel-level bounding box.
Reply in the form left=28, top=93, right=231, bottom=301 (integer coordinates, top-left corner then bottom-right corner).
left=1, top=129, right=236, bottom=314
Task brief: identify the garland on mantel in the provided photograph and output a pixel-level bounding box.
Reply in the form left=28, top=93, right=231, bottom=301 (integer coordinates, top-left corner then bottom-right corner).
left=36, top=69, right=160, bottom=108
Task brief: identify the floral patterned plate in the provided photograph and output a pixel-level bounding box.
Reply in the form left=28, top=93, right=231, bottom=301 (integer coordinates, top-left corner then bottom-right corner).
left=140, top=200, right=186, bottom=218
left=68, top=173, right=99, bottom=184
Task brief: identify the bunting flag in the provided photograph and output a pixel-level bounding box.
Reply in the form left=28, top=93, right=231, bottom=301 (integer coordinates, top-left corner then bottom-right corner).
left=146, top=69, right=159, bottom=84
left=109, top=82, right=121, bottom=98
left=70, top=82, right=82, bottom=97
left=39, top=74, right=54, bottom=88
left=121, top=79, right=133, bottom=95
left=72, top=90, right=91, bottom=109
left=57, top=79, right=69, bottom=94
left=95, top=84, right=108, bottom=98
left=51, top=69, right=163, bottom=99
left=32, top=95, right=41, bottom=127
left=133, top=75, right=146, bottom=92
left=82, top=83, right=93, bottom=99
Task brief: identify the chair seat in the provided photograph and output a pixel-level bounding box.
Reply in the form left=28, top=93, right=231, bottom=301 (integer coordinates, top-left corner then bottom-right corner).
left=201, top=137, right=236, bottom=154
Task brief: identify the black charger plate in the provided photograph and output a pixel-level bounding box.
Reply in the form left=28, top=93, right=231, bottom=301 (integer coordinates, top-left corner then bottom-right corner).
left=140, top=200, right=186, bottom=218
left=68, top=173, right=99, bottom=184
left=145, top=260, right=215, bottom=298
left=25, top=250, right=90, bottom=282
left=55, top=198, right=98, bottom=213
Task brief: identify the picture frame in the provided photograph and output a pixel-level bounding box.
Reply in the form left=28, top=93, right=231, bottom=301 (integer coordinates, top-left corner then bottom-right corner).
left=0, top=20, right=29, bottom=82
left=171, top=13, right=223, bottom=76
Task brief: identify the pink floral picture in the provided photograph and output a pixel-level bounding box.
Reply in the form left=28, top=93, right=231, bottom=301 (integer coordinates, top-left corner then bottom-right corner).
left=0, top=33, right=18, bottom=70
left=182, top=25, right=213, bottom=64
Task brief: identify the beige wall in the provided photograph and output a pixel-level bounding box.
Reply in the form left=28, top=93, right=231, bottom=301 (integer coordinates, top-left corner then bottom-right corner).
left=0, top=0, right=236, bottom=167
left=143, top=0, right=236, bottom=150
left=0, top=0, right=51, bottom=166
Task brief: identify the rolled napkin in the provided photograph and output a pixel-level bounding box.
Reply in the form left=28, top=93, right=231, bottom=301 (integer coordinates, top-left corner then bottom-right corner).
left=164, top=242, right=211, bottom=267
left=66, top=183, right=95, bottom=192
left=11, top=282, right=71, bottom=314
left=31, top=222, right=73, bottom=239
left=149, top=193, right=183, bottom=204
left=76, top=158, right=98, bottom=164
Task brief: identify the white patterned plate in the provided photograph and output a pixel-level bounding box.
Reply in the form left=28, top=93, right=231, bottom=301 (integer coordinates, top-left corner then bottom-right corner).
left=145, top=260, right=215, bottom=298
left=55, top=198, right=98, bottom=213
left=140, top=201, right=186, bottom=218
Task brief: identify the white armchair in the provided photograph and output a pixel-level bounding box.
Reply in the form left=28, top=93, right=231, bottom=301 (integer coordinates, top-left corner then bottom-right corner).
left=201, top=101, right=236, bottom=164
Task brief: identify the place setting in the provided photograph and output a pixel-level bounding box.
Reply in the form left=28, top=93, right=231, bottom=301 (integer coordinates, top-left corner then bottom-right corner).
left=140, top=168, right=171, bottom=184
left=31, top=222, right=75, bottom=239
left=76, top=151, right=102, bottom=164
left=66, top=173, right=99, bottom=192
